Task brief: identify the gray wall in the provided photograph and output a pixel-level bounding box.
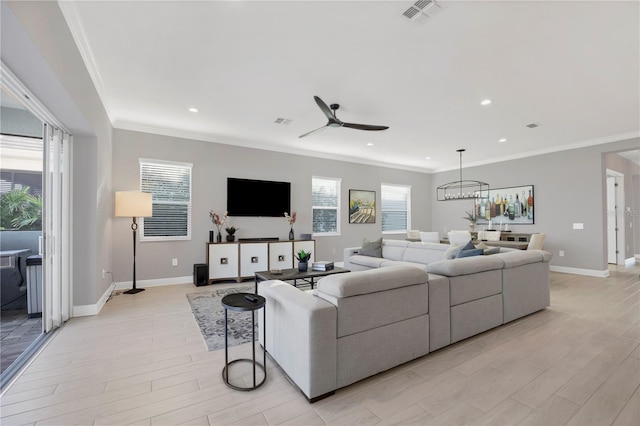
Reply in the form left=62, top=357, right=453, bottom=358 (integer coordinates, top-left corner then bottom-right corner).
left=431, top=137, right=640, bottom=272
left=605, top=151, right=640, bottom=259
left=4, top=1, right=113, bottom=305
left=112, top=129, right=431, bottom=283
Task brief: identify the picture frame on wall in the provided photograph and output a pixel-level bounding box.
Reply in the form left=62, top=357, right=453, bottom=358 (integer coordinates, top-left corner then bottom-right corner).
left=349, top=189, right=376, bottom=224
left=474, top=185, right=534, bottom=225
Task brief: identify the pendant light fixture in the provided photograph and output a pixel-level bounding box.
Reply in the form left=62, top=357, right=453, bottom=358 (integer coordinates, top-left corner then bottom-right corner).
left=437, top=149, right=489, bottom=201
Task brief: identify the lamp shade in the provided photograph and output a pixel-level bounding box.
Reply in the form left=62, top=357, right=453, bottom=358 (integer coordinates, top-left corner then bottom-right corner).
left=115, top=191, right=153, bottom=217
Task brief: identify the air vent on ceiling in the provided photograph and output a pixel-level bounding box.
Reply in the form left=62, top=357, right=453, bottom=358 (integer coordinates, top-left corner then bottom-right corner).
left=526, top=123, right=540, bottom=128
left=274, top=118, right=292, bottom=125
left=402, top=0, right=442, bottom=23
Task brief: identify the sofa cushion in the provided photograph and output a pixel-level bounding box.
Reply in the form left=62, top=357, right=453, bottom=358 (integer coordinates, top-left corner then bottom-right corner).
left=426, top=255, right=504, bottom=277
left=317, top=265, right=428, bottom=298
left=483, top=247, right=501, bottom=255
left=449, top=269, right=503, bottom=306
left=403, top=242, right=449, bottom=265
left=442, top=244, right=464, bottom=260
left=456, top=248, right=484, bottom=258
left=360, top=237, right=382, bottom=257
left=380, top=260, right=428, bottom=272
left=348, top=254, right=385, bottom=269
left=382, top=240, right=408, bottom=261
left=496, top=250, right=543, bottom=268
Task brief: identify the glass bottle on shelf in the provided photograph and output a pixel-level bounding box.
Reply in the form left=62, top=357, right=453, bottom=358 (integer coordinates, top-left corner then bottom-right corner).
left=508, top=195, right=515, bottom=220
left=515, top=193, right=521, bottom=217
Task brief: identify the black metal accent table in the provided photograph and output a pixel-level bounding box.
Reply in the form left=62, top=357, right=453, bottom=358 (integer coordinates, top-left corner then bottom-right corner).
left=221, top=293, right=266, bottom=391
left=254, top=266, right=350, bottom=293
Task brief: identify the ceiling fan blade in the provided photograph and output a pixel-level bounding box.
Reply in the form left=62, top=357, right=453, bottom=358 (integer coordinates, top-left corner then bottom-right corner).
left=342, top=122, right=389, bottom=131
left=314, top=96, right=336, bottom=121
left=299, top=124, right=329, bottom=138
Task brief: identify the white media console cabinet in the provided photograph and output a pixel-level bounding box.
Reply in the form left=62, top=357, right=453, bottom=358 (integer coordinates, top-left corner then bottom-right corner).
left=206, top=239, right=315, bottom=283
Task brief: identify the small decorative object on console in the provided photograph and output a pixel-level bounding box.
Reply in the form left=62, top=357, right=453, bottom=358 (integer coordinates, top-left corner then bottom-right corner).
left=225, top=225, right=238, bottom=242
left=284, top=211, right=297, bottom=240
left=312, top=261, right=334, bottom=271
left=210, top=210, right=228, bottom=243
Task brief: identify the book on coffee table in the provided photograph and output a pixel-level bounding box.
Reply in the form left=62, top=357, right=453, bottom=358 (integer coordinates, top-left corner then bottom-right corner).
left=312, top=261, right=334, bottom=271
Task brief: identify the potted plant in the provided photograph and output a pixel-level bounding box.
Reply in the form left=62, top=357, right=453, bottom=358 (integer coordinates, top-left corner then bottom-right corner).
left=225, top=225, right=238, bottom=242
left=462, top=210, right=476, bottom=232
left=209, top=210, right=227, bottom=242
left=295, top=249, right=312, bottom=272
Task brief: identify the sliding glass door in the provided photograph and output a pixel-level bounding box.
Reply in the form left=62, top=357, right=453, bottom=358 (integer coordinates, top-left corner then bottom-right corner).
left=42, top=125, right=72, bottom=332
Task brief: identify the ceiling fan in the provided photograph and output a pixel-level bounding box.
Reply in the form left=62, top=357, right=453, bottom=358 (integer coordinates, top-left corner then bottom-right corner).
left=299, top=96, right=389, bottom=138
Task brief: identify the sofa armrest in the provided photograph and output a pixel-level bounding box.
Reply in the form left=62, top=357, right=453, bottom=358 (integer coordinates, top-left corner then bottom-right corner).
left=258, top=280, right=337, bottom=400
left=343, top=246, right=362, bottom=270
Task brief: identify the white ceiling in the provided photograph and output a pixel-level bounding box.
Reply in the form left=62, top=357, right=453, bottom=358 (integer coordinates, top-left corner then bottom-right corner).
left=60, top=1, right=640, bottom=172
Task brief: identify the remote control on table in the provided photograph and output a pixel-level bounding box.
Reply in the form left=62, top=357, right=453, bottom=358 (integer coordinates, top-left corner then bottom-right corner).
left=245, top=295, right=259, bottom=303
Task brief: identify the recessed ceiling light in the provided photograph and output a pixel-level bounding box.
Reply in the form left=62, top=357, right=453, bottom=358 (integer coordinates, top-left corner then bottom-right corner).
left=188, top=107, right=198, bottom=113
left=480, top=99, right=492, bottom=106
left=367, top=143, right=374, bottom=146
left=425, top=156, right=432, bottom=160
left=499, top=138, right=507, bottom=143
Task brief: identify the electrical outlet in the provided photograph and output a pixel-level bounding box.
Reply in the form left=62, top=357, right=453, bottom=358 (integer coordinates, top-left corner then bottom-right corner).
left=172, top=258, right=178, bottom=267
left=559, top=250, right=565, bottom=257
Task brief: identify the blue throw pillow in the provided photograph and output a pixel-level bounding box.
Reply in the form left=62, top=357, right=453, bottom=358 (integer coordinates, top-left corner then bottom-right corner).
left=456, top=248, right=484, bottom=258
left=460, top=239, right=475, bottom=251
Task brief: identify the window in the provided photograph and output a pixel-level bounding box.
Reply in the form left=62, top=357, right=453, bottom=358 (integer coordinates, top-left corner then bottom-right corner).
left=139, top=159, right=192, bottom=241
left=312, top=176, right=341, bottom=236
left=381, top=184, right=411, bottom=233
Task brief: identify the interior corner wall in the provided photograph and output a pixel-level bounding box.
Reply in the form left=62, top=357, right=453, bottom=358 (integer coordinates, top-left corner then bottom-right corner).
left=112, top=129, right=431, bottom=284
left=5, top=1, right=114, bottom=306
left=430, top=137, right=640, bottom=273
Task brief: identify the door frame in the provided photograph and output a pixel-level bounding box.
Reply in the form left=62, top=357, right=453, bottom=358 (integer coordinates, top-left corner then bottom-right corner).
left=605, top=169, right=625, bottom=265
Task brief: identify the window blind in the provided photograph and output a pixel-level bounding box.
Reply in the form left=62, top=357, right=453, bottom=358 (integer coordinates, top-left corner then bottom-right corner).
left=312, top=177, right=341, bottom=235
left=139, top=159, right=192, bottom=241
left=381, top=184, right=411, bottom=233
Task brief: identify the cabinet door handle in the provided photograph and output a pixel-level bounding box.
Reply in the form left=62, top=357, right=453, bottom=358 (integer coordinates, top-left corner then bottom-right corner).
left=278, top=255, right=285, bottom=261
left=220, top=258, right=228, bottom=265
left=251, top=257, right=259, bottom=263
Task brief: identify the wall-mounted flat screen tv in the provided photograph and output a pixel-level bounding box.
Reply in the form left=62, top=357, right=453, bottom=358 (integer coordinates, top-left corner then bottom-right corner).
left=227, top=178, right=291, bottom=217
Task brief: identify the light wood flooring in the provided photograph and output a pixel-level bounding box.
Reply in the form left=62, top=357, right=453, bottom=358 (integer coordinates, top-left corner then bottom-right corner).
left=1, top=265, right=639, bottom=425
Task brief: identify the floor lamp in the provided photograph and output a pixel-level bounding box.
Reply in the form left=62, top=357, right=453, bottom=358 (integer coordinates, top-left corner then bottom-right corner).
left=115, top=191, right=153, bottom=294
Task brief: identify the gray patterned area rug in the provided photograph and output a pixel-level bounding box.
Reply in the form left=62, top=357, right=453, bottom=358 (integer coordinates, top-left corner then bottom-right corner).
left=186, top=284, right=258, bottom=351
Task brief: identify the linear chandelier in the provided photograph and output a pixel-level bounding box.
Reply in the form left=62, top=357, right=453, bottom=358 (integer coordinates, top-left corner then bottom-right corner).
left=437, top=149, right=489, bottom=201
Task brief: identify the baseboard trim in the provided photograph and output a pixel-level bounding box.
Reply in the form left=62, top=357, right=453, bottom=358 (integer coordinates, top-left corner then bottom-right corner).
left=114, top=275, right=192, bottom=291
left=73, top=282, right=115, bottom=317
left=550, top=266, right=610, bottom=277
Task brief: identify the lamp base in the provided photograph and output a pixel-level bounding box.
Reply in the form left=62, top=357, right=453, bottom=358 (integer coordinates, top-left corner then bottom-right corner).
left=124, top=288, right=145, bottom=295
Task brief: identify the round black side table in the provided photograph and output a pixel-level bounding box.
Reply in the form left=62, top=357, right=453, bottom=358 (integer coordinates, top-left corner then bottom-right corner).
left=221, top=292, right=266, bottom=391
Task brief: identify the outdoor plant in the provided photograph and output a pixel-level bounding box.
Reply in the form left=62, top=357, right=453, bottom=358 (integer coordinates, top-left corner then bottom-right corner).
left=0, top=187, right=42, bottom=231
left=295, top=249, right=312, bottom=263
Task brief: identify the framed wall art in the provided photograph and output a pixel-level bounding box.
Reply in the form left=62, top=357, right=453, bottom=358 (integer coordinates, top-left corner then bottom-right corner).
left=474, top=185, right=534, bottom=225
left=349, top=189, right=376, bottom=224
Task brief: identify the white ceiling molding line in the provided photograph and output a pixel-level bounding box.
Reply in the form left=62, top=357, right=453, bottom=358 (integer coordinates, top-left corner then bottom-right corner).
left=1, top=61, right=69, bottom=133
left=431, top=131, right=640, bottom=173
left=58, top=1, right=114, bottom=125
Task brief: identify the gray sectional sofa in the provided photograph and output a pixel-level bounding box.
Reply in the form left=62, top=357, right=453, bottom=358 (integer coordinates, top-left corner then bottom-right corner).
left=258, top=239, right=552, bottom=401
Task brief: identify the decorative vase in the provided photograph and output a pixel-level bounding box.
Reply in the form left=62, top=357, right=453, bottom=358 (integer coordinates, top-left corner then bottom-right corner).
left=209, top=230, right=214, bottom=243
left=468, top=223, right=476, bottom=232
left=289, top=228, right=295, bottom=240
left=216, top=232, right=222, bottom=243
left=298, top=262, right=308, bottom=272
left=226, top=235, right=235, bottom=242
